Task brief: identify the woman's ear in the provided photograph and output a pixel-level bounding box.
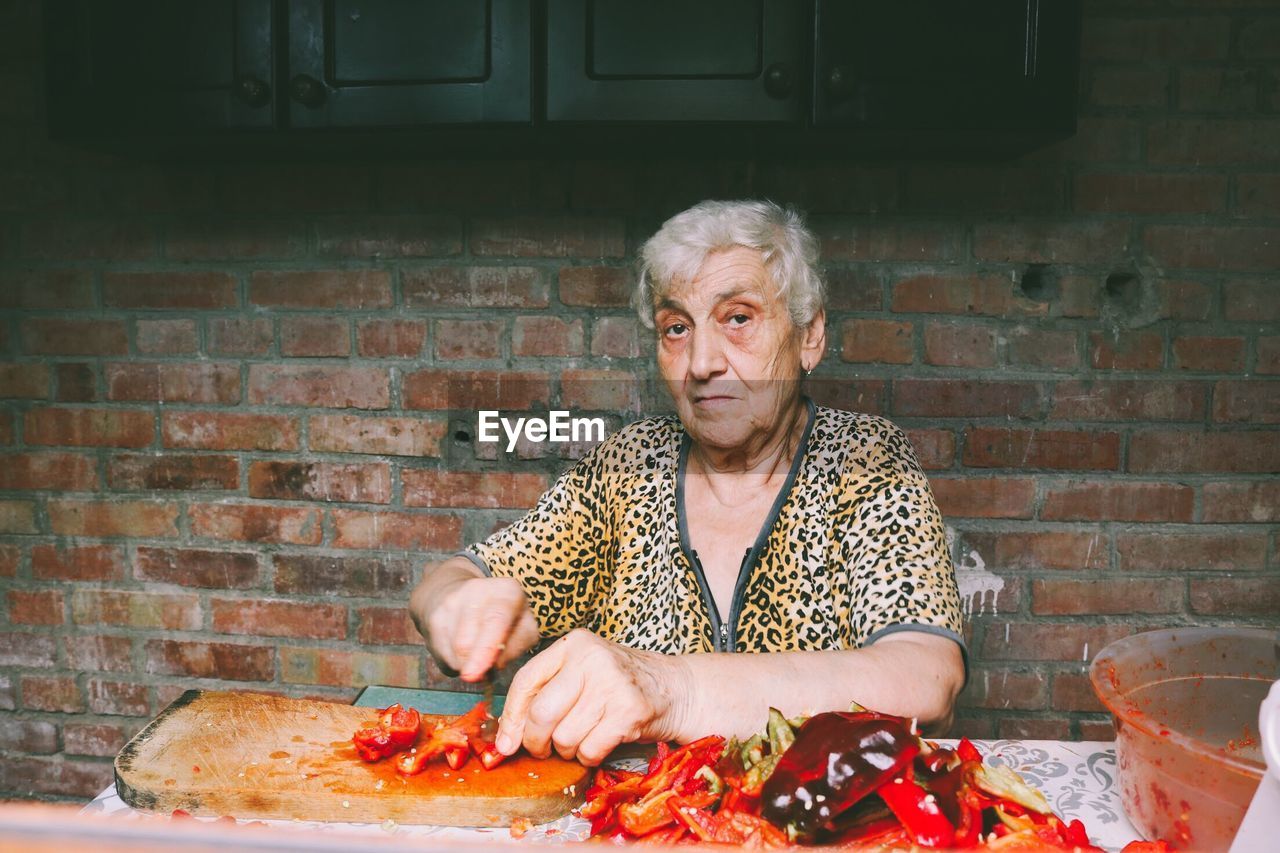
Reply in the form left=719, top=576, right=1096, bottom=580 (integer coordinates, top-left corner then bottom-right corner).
left=800, top=308, right=826, bottom=372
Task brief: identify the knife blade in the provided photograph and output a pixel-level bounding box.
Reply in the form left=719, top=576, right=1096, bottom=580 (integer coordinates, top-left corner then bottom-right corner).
left=481, top=666, right=497, bottom=738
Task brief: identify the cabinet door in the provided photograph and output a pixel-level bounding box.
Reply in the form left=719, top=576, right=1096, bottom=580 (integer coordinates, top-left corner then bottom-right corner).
left=546, top=0, right=803, bottom=123
left=814, top=0, right=1080, bottom=131
left=286, top=0, right=531, bottom=127
left=45, top=0, right=275, bottom=135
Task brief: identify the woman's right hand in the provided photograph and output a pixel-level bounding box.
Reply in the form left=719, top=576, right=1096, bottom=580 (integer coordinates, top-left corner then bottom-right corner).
left=419, top=572, right=540, bottom=681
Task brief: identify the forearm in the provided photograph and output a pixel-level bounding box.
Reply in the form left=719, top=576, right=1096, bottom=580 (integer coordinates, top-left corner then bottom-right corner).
left=664, top=635, right=963, bottom=742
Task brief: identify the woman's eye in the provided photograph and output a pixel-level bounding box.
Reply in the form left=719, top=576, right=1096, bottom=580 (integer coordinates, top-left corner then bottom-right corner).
left=728, top=314, right=750, bottom=326
left=663, top=323, right=688, bottom=337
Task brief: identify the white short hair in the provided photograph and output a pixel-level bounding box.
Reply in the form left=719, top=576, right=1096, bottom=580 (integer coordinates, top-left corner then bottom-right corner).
left=633, top=199, right=826, bottom=329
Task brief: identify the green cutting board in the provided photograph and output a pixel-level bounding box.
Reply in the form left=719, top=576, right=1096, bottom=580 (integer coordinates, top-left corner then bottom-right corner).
left=355, top=686, right=506, bottom=716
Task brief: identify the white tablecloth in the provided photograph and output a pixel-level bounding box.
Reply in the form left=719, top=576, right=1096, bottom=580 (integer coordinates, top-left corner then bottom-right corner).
left=83, top=739, right=1140, bottom=850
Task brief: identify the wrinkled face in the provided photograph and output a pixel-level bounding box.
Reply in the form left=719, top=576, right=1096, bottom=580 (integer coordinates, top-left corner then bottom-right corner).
left=653, top=246, right=821, bottom=452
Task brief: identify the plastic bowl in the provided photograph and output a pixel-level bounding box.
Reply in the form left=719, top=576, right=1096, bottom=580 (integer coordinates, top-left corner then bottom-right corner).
left=1091, top=627, right=1274, bottom=850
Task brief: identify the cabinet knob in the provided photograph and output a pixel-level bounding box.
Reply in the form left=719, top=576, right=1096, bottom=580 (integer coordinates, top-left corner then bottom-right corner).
left=762, top=62, right=792, bottom=99
left=233, top=75, right=271, bottom=108
left=825, top=66, right=857, bottom=100
left=289, top=74, right=327, bottom=108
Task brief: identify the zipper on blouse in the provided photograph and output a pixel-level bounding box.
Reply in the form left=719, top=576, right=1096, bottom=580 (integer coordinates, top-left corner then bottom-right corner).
left=725, top=546, right=756, bottom=652
left=687, top=549, right=723, bottom=651
left=689, top=547, right=753, bottom=653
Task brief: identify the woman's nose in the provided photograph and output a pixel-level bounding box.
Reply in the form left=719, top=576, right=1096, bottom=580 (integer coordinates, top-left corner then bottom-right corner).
left=687, top=326, right=728, bottom=379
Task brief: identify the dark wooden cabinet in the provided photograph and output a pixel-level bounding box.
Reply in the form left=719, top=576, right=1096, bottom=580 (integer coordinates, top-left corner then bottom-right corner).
left=286, top=0, right=530, bottom=128
left=45, top=0, right=275, bottom=134
left=814, top=0, right=1079, bottom=134
left=45, top=1, right=1081, bottom=158
left=545, top=0, right=803, bottom=123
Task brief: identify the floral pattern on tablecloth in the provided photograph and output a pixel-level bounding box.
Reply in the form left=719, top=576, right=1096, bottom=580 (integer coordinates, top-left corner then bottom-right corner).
left=982, top=740, right=1131, bottom=851
left=82, top=741, right=1138, bottom=850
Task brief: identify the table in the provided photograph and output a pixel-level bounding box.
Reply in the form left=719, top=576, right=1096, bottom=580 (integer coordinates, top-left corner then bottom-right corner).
left=84, top=738, right=1141, bottom=850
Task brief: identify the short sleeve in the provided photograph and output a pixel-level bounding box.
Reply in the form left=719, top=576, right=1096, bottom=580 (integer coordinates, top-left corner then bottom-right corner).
left=840, top=422, right=968, bottom=675
left=459, top=453, right=611, bottom=640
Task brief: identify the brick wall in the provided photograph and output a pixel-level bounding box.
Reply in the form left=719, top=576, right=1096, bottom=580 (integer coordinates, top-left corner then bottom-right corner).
left=2, top=1, right=1278, bottom=800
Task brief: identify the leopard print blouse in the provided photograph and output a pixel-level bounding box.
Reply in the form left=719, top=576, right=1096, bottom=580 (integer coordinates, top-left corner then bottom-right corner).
left=459, top=398, right=966, bottom=668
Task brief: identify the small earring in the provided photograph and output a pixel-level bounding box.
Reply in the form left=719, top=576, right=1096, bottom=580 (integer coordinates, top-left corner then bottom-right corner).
left=803, top=365, right=812, bottom=376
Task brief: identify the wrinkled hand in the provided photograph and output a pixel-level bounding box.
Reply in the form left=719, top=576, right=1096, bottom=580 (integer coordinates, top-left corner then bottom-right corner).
left=495, top=629, right=687, bottom=766
left=425, top=576, right=540, bottom=681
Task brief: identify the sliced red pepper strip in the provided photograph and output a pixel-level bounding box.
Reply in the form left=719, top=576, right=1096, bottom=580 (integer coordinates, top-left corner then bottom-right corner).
left=877, top=774, right=956, bottom=848
left=645, top=741, right=671, bottom=778
left=668, top=802, right=722, bottom=842
left=590, top=807, right=620, bottom=837
left=720, top=811, right=790, bottom=848
left=619, top=788, right=679, bottom=836
left=950, top=785, right=984, bottom=848
left=1120, top=842, right=1176, bottom=853
left=448, top=701, right=490, bottom=738
left=634, top=824, right=687, bottom=845
left=920, top=745, right=959, bottom=774
left=640, top=735, right=724, bottom=798
left=602, top=768, right=641, bottom=787
left=579, top=776, right=646, bottom=822
left=956, top=737, right=983, bottom=764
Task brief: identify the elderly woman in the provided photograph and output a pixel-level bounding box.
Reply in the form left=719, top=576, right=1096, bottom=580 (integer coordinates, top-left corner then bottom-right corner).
left=409, top=200, right=966, bottom=765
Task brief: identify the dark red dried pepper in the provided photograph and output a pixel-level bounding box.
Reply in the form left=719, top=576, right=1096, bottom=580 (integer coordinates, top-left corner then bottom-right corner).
left=760, top=711, right=919, bottom=841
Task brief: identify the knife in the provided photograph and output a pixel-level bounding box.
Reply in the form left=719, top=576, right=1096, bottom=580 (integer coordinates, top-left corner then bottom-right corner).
left=481, top=666, right=498, bottom=738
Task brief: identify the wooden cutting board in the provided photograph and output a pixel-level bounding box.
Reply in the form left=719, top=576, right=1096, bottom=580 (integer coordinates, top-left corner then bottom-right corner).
left=115, top=690, right=594, bottom=826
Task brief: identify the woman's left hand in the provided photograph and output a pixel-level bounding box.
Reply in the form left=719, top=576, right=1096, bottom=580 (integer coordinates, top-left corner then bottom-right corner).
left=493, top=629, right=687, bottom=765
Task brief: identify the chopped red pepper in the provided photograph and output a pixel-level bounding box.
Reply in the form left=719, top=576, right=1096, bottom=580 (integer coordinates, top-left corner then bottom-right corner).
left=1121, top=842, right=1176, bottom=853
left=642, top=735, right=723, bottom=795
left=952, top=785, right=985, bottom=848
left=378, top=704, right=421, bottom=745
left=397, top=701, right=487, bottom=776
left=877, top=773, right=956, bottom=848
left=353, top=703, right=422, bottom=762
left=475, top=740, right=507, bottom=770
left=580, top=709, right=1104, bottom=850
left=646, top=741, right=671, bottom=776
left=668, top=802, right=723, bottom=843
left=397, top=726, right=467, bottom=775
left=444, top=744, right=470, bottom=770
left=619, top=788, right=680, bottom=836
left=352, top=726, right=396, bottom=762
left=634, top=824, right=687, bottom=845
left=957, top=737, right=984, bottom=764
left=671, top=805, right=788, bottom=848
left=921, top=744, right=959, bottom=774
left=1063, top=818, right=1091, bottom=847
